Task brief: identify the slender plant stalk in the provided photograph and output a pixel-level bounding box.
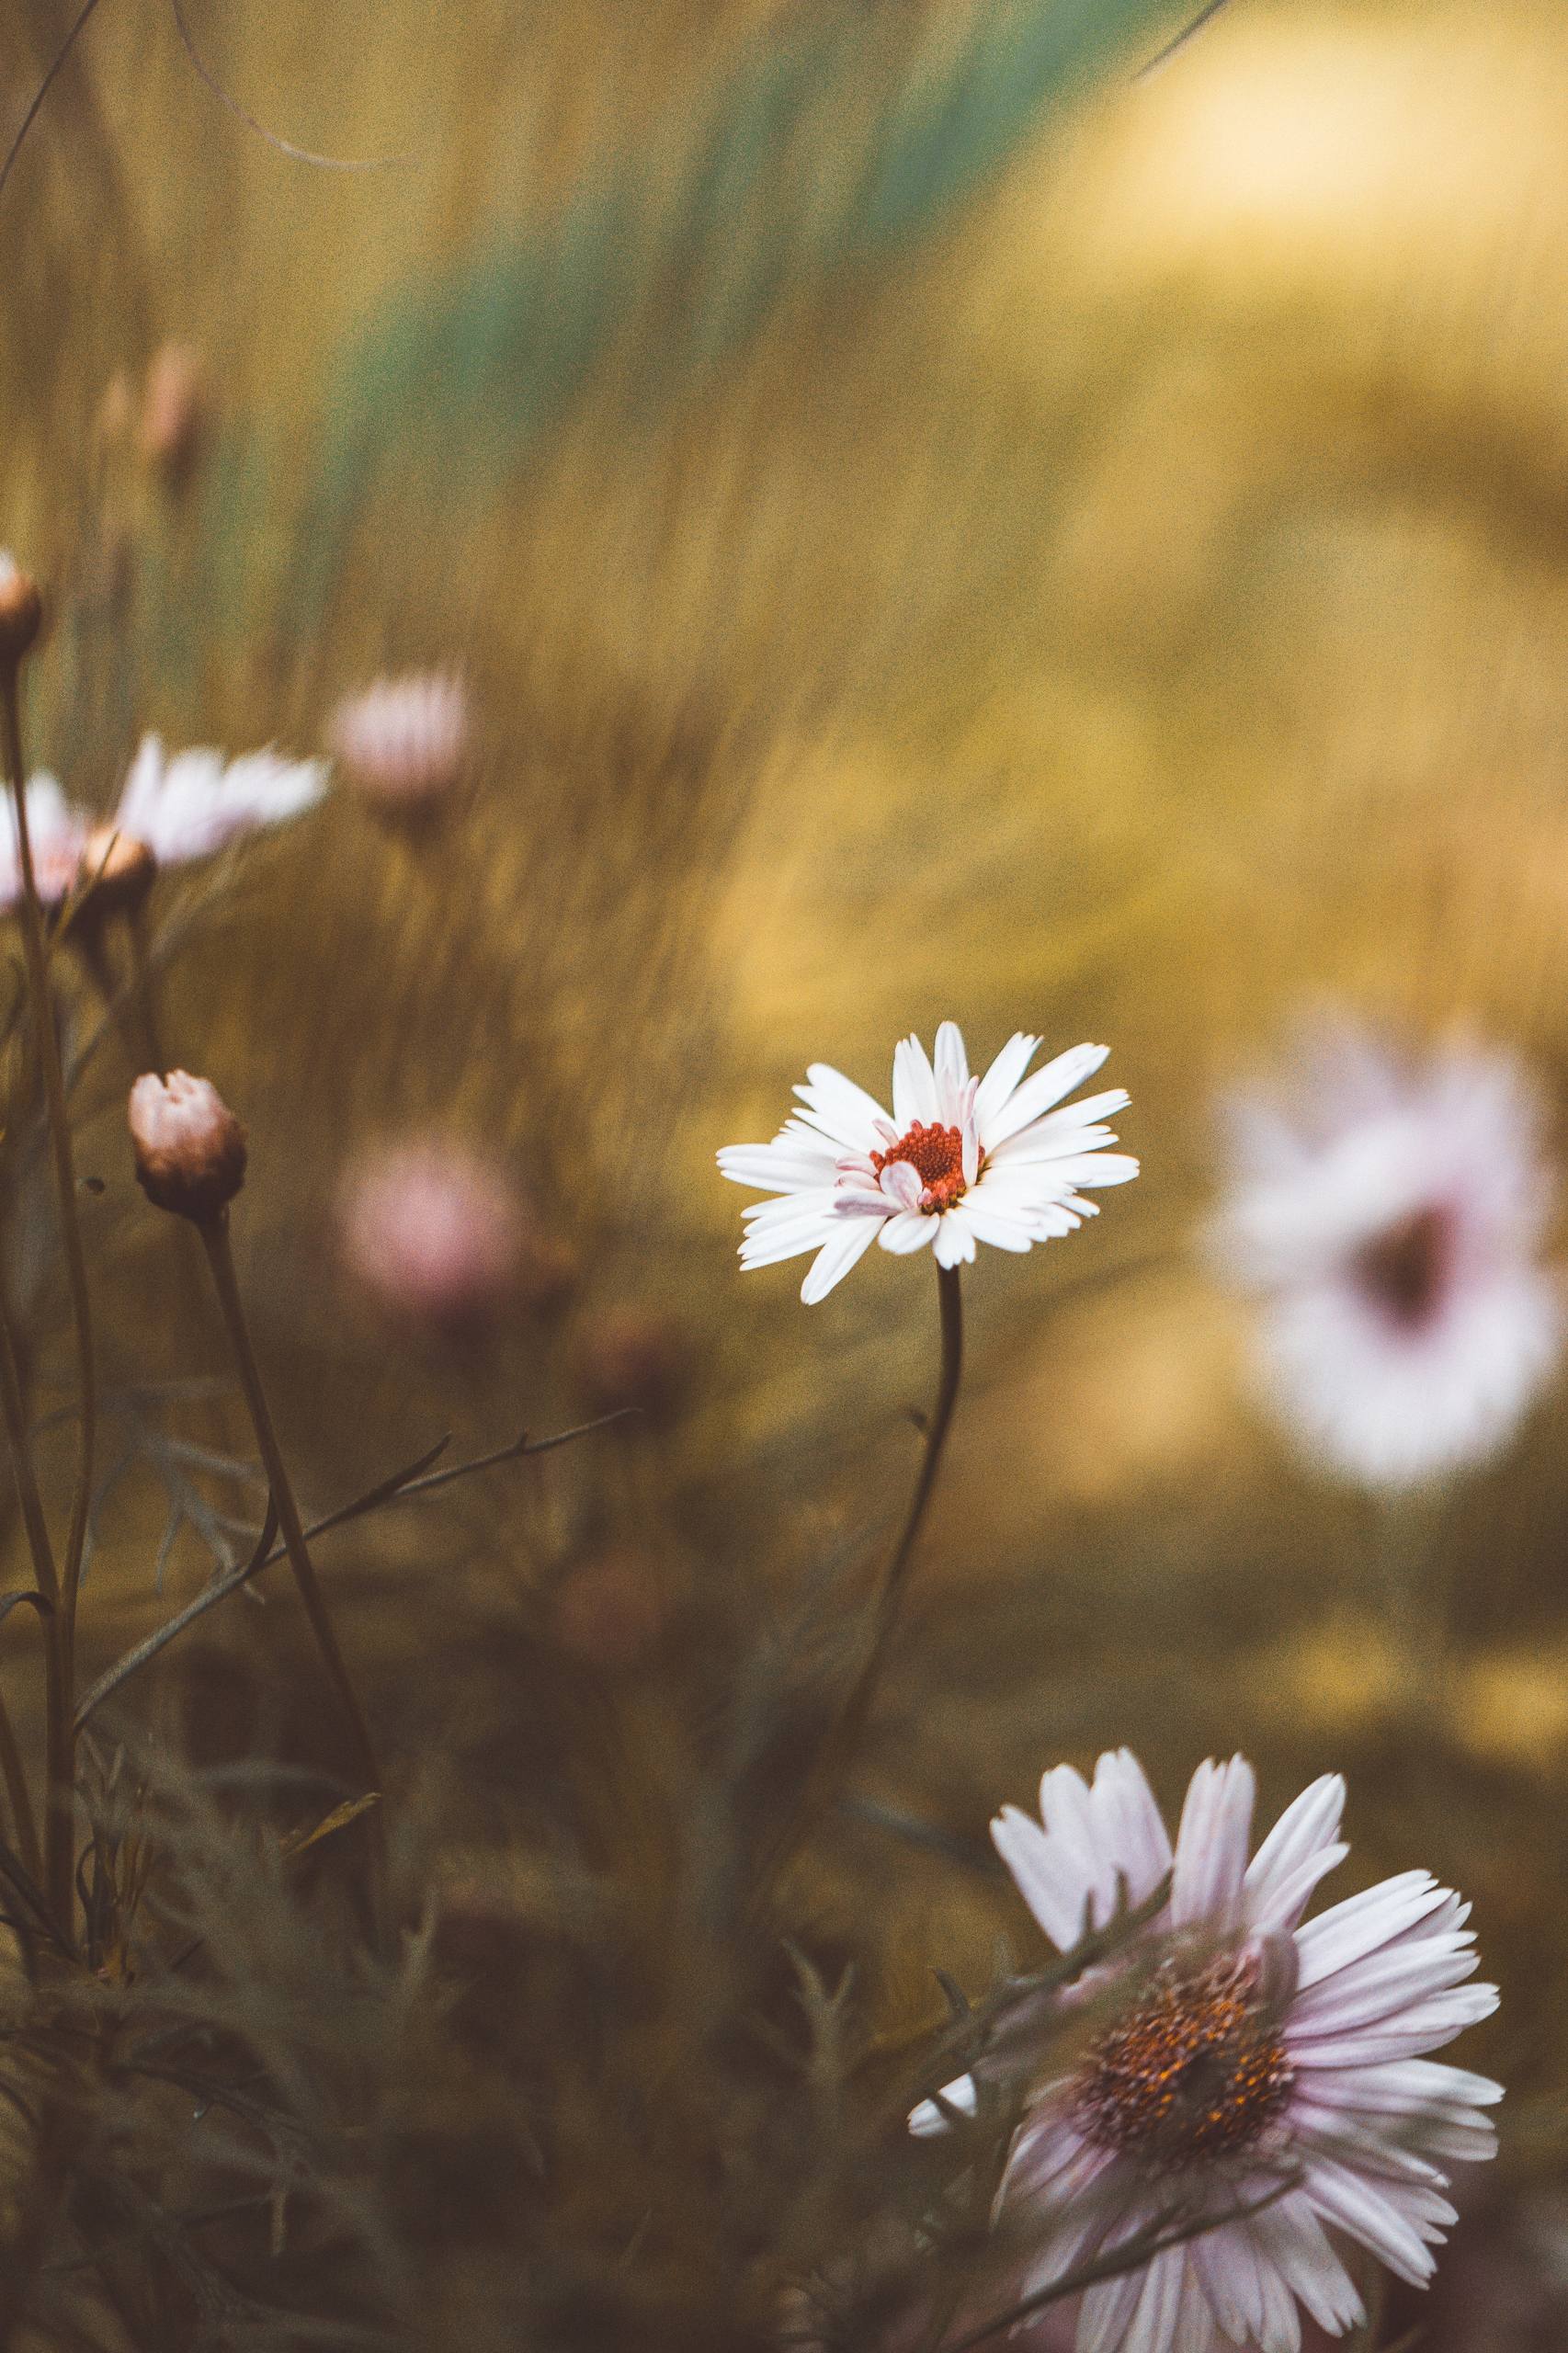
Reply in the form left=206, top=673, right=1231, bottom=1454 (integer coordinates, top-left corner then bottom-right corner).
left=753, top=1260, right=964, bottom=1905
left=197, top=1213, right=383, bottom=1801
left=1, top=654, right=97, bottom=1927
left=835, top=1259, right=963, bottom=1766
left=0, top=1290, right=54, bottom=1886
left=125, top=907, right=166, bottom=1075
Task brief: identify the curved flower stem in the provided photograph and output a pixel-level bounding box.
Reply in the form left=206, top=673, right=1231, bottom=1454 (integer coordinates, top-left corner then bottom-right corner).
left=750, top=1260, right=963, bottom=1911
left=836, top=1258, right=963, bottom=1766
left=197, top=1213, right=383, bottom=1807
left=0, top=1289, right=54, bottom=1886
left=2, top=654, right=97, bottom=1927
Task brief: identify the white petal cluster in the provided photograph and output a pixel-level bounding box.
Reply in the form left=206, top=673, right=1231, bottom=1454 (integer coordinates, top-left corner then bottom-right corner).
left=0, top=775, right=90, bottom=910
left=718, top=1021, right=1137, bottom=1302
left=1210, top=1022, right=1562, bottom=1489
left=913, top=1750, right=1500, bottom=2353
left=114, top=733, right=328, bottom=863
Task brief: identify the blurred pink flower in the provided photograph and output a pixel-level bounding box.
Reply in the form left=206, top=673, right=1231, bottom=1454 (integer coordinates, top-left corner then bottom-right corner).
left=1210, top=1023, right=1562, bottom=1490
left=914, top=1749, right=1500, bottom=2353
left=719, top=1020, right=1138, bottom=1302
left=328, top=671, right=471, bottom=822
left=336, top=1139, right=525, bottom=1336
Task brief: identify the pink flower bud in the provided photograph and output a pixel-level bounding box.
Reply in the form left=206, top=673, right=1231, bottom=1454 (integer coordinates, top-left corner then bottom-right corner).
left=328, top=672, right=472, bottom=826
left=335, top=1140, right=527, bottom=1338
left=0, top=552, right=43, bottom=665
left=75, top=823, right=157, bottom=923
left=138, top=342, right=208, bottom=487
left=129, top=1070, right=248, bottom=1222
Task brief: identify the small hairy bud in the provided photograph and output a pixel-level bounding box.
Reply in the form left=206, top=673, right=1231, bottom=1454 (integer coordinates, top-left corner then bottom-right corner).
left=0, top=552, right=43, bottom=665
left=129, top=1070, right=247, bottom=1222
left=76, top=824, right=158, bottom=922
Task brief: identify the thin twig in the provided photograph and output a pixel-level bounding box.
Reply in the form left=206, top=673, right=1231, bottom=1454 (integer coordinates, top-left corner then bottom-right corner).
left=1135, top=0, right=1238, bottom=79
left=75, top=1413, right=631, bottom=1728
left=167, top=0, right=413, bottom=172
left=198, top=1214, right=381, bottom=1801
left=0, top=0, right=108, bottom=208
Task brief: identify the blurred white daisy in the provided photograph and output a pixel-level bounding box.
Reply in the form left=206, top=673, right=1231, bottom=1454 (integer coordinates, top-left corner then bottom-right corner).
left=718, top=1021, right=1138, bottom=1303
left=1209, top=1023, right=1562, bottom=1491
left=0, top=774, right=90, bottom=910
left=113, top=732, right=328, bottom=864
left=913, top=1749, right=1500, bottom=2353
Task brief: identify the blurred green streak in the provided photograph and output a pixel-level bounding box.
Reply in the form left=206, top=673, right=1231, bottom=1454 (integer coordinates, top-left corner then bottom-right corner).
left=304, top=0, right=1180, bottom=597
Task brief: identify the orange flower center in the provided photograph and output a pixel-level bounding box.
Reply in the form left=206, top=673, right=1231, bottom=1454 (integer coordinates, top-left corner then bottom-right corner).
left=1074, top=1954, right=1293, bottom=2170
left=870, top=1120, right=968, bottom=1212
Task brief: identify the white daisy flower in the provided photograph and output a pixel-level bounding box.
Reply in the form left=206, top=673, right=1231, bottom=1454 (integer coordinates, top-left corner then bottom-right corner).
left=913, top=1750, right=1500, bottom=2353
left=113, top=732, right=328, bottom=864
left=717, top=1022, right=1138, bottom=1303
left=0, top=774, right=91, bottom=911
left=1209, top=1023, right=1562, bottom=1492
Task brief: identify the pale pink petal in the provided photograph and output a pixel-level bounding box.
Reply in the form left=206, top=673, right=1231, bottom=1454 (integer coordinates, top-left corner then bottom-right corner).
left=1171, top=1757, right=1256, bottom=1928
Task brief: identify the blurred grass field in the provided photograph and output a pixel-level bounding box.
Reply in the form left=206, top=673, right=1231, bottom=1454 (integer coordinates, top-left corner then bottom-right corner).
left=8, top=0, right=1568, bottom=2338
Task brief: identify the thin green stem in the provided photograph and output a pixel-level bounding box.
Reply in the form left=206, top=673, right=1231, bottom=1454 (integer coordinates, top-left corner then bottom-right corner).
left=2, top=654, right=96, bottom=1928
left=0, top=1286, right=53, bottom=1885
left=125, top=907, right=166, bottom=1075
left=835, top=1259, right=963, bottom=1765
left=749, top=1259, right=963, bottom=1909
left=0, top=1685, right=40, bottom=1887
left=197, top=1213, right=382, bottom=1801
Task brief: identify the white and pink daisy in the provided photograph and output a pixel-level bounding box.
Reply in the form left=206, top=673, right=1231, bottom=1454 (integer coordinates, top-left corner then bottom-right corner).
left=718, top=1022, right=1138, bottom=1302
left=112, top=732, right=328, bottom=864
left=328, top=671, right=471, bottom=822
left=0, top=774, right=91, bottom=911
left=1209, top=1023, right=1562, bottom=1491
left=913, top=1750, right=1500, bottom=2353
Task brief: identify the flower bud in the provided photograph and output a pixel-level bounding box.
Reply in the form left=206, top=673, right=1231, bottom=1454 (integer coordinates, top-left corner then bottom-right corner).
left=129, top=1070, right=247, bottom=1222
left=328, top=672, right=472, bottom=828
left=0, top=552, right=43, bottom=666
left=75, top=824, right=157, bottom=923
left=138, top=342, right=208, bottom=488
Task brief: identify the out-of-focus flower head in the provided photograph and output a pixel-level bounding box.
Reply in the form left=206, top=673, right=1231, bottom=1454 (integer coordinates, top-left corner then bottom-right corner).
left=113, top=733, right=328, bottom=865
left=914, top=1749, right=1500, bottom=2353
left=328, top=671, right=472, bottom=825
left=335, top=1138, right=527, bottom=1339
left=138, top=341, right=208, bottom=486
left=1209, top=1019, right=1562, bottom=1491
left=130, top=1070, right=248, bottom=1223
left=718, top=1020, right=1138, bottom=1302
left=0, top=776, right=91, bottom=913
